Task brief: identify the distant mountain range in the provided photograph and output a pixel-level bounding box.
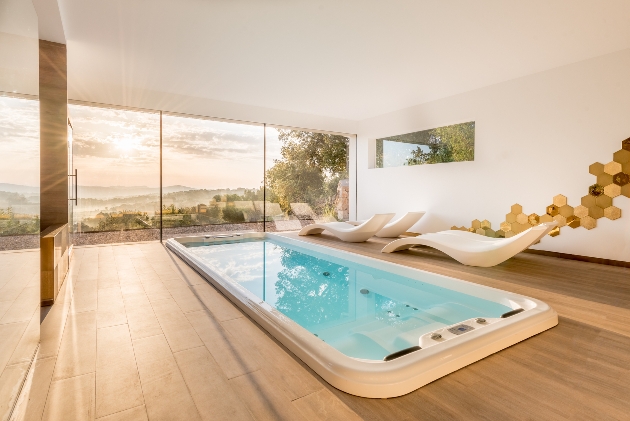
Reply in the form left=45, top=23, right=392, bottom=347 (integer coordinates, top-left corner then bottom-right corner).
left=0, top=184, right=253, bottom=215
left=0, top=183, right=219, bottom=199
left=76, top=185, right=196, bottom=200
left=0, top=183, right=39, bottom=195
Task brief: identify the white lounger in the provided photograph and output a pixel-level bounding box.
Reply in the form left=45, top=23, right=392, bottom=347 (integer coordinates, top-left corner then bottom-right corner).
left=381, top=222, right=557, bottom=267
left=299, top=213, right=395, bottom=242
left=346, top=211, right=425, bottom=237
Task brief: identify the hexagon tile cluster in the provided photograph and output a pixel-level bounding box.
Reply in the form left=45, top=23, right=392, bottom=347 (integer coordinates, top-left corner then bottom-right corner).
left=452, top=138, right=630, bottom=238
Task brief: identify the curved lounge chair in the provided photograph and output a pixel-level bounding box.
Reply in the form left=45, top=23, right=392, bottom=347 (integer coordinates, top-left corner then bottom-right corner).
left=346, top=212, right=425, bottom=238
left=381, top=222, right=557, bottom=267
left=299, top=213, right=395, bottom=242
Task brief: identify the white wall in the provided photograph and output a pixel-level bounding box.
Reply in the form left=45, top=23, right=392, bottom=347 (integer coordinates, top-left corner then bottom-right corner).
left=356, top=48, right=630, bottom=262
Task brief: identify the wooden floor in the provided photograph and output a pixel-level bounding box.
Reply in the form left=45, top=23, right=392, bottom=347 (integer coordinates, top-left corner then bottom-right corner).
left=17, top=233, right=630, bottom=421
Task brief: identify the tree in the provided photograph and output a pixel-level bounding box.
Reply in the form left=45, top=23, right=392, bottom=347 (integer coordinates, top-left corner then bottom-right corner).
left=406, top=122, right=474, bottom=166
left=266, top=130, right=348, bottom=217
left=213, top=194, right=222, bottom=202
left=273, top=248, right=350, bottom=328
left=222, top=206, right=245, bottom=223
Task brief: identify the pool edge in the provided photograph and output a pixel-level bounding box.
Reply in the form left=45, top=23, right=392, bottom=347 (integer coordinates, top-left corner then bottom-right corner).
left=165, top=234, right=558, bottom=398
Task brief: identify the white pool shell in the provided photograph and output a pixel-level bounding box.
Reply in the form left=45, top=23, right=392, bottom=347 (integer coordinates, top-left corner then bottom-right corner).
left=166, top=232, right=558, bottom=398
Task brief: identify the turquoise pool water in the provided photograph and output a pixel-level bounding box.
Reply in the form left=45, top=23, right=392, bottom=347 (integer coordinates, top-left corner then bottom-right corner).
left=184, top=237, right=512, bottom=361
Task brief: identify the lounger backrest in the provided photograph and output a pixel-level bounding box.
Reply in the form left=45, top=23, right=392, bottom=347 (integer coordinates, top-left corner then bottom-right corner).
left=357, top=213, right=396, bottom=233
left=384, top=212, right=425, bottom=229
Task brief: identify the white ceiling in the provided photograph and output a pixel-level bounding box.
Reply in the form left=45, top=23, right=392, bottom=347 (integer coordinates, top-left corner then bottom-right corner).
left=58, top=0, right=630, bottom=121
left=0, top=0, right=37, bottom=38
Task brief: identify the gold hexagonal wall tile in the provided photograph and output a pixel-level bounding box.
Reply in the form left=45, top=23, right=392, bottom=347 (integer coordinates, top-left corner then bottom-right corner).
left=573, top=205, right=589, bottom=218
left=613, top=149, right=630, bottom=164
left=516, top=213, right=528, bottom=224
left=581, top=195, right=596, bottom=207
left=468, top=227, right=475, bottom=233
left=500, top=221, right=511, bottom=232
left=622, top=183, right=630, bottom=198
left=613, top=172, right=630, bottom=186
left=512, top=222, right=532, bottom=234
left=484, top=228, right=496, bottom=237
left=566, top=215, right=580, bottom=229
left=528, top=213, right=540, bottom=225
left=505, top=231, right=515, bottom=238
left=506, top=213, right=517, bottom=223
left=481, top=220, right=491, bottom=229
left=624, top=162, right=630, bottom=175
left=580, top=215, right=597, bottom=230
left=595, top=195, right=613, bottom=208
left=495, top=230, right=506, bottom=238
left=604, top=161, right=622, bottom=175
left=472, top=219, right=481, bottom=229
left=548, top=227, right=561, bottom=237
left=450, top=226, right=458, bottom=230
left=475, top=228, right=485, bottom=235
left=604, top=206, right=621, bottom=220
left=597, top=173, right=613, bottom=186
left=604, top=183, right=621, bottom=198
left=540, top=214, right=554, bottom=223
left=546, top=204, right=559, bottom=217
left=559, top=205, right=574, bottom=218
left=589, top=162, right=605, bottom=176
left=552, top=194, right=567, bottom=207
left=588, top=184, right=604, bottom=197
left=553, top=214, right=567, bottom=227
left=511, top=204, right=523, bottom=214
left=588, top=205, right=604, bottom=219
left=623, top=137, right=630, bottom=151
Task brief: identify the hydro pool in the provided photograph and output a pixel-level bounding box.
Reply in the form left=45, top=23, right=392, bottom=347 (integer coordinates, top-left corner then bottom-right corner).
left=166, top=232, right=557, bottom=398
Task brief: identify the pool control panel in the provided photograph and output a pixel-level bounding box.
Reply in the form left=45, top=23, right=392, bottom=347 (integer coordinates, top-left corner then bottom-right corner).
left=447, top=324, right=475, bottom=335
left=419, top=317, right=501, bottom=349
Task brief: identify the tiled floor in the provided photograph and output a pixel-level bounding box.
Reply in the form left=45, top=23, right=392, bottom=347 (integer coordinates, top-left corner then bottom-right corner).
left=0, top=249, right=40, bottom=420
left=12, top=236, right=630, bottom=421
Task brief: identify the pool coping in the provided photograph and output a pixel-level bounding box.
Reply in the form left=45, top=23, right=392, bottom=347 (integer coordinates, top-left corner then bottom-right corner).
left=166, top=232, right=558, bottom=398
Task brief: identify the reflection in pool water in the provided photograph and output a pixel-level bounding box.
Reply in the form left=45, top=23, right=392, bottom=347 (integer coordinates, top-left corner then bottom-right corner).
left=185, top=238, right=512, bottom=360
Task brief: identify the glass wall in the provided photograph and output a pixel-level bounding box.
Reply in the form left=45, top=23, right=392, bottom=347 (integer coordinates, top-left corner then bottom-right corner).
left=162, top=114, right=264, bottom=238
left=69, top=104, right=160, bottom=245
left=0, top=96, right=40, bottom=249
left=68, top=105, right=355, bottom=244
left=265, top=127, right=351, bottom=231
left=0, top=0, right=40, bottom=415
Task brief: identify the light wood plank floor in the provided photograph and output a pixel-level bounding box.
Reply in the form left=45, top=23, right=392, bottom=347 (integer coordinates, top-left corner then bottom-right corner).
left=21, top=234, right=630, bottom=421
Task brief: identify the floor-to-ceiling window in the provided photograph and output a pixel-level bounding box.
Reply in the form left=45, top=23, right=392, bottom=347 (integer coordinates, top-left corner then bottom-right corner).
left=69, top=104, right=161, bottom=245
left=0, top=96, right=40, bottom=250
left=265, top=127, right=351, bottom=231
left=67, top=105, right=355, bottom=244
left=0, top=0, right=41, bottom=412
left=161, top=114, right=265, bottom=239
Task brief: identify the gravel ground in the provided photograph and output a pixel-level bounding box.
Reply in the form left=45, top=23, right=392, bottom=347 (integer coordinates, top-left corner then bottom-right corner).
left=0, top=220, right=317, bottom=250
left=0, top=235, right=39, bottom=251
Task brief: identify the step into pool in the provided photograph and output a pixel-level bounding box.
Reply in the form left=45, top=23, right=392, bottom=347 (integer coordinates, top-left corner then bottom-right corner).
left=166, top=232, right=557, bottom=398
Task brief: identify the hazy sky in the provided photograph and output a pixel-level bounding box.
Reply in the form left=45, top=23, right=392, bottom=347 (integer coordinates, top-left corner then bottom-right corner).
left=70, top=104, right=284, bottom=190
left=0, top=96, right=39, bottom=186
left=0, top=99, right=288, bottom=192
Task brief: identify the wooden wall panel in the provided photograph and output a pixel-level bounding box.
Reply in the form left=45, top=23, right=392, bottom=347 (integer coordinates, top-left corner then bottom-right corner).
left=39, top=40, right=67, bottom=231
